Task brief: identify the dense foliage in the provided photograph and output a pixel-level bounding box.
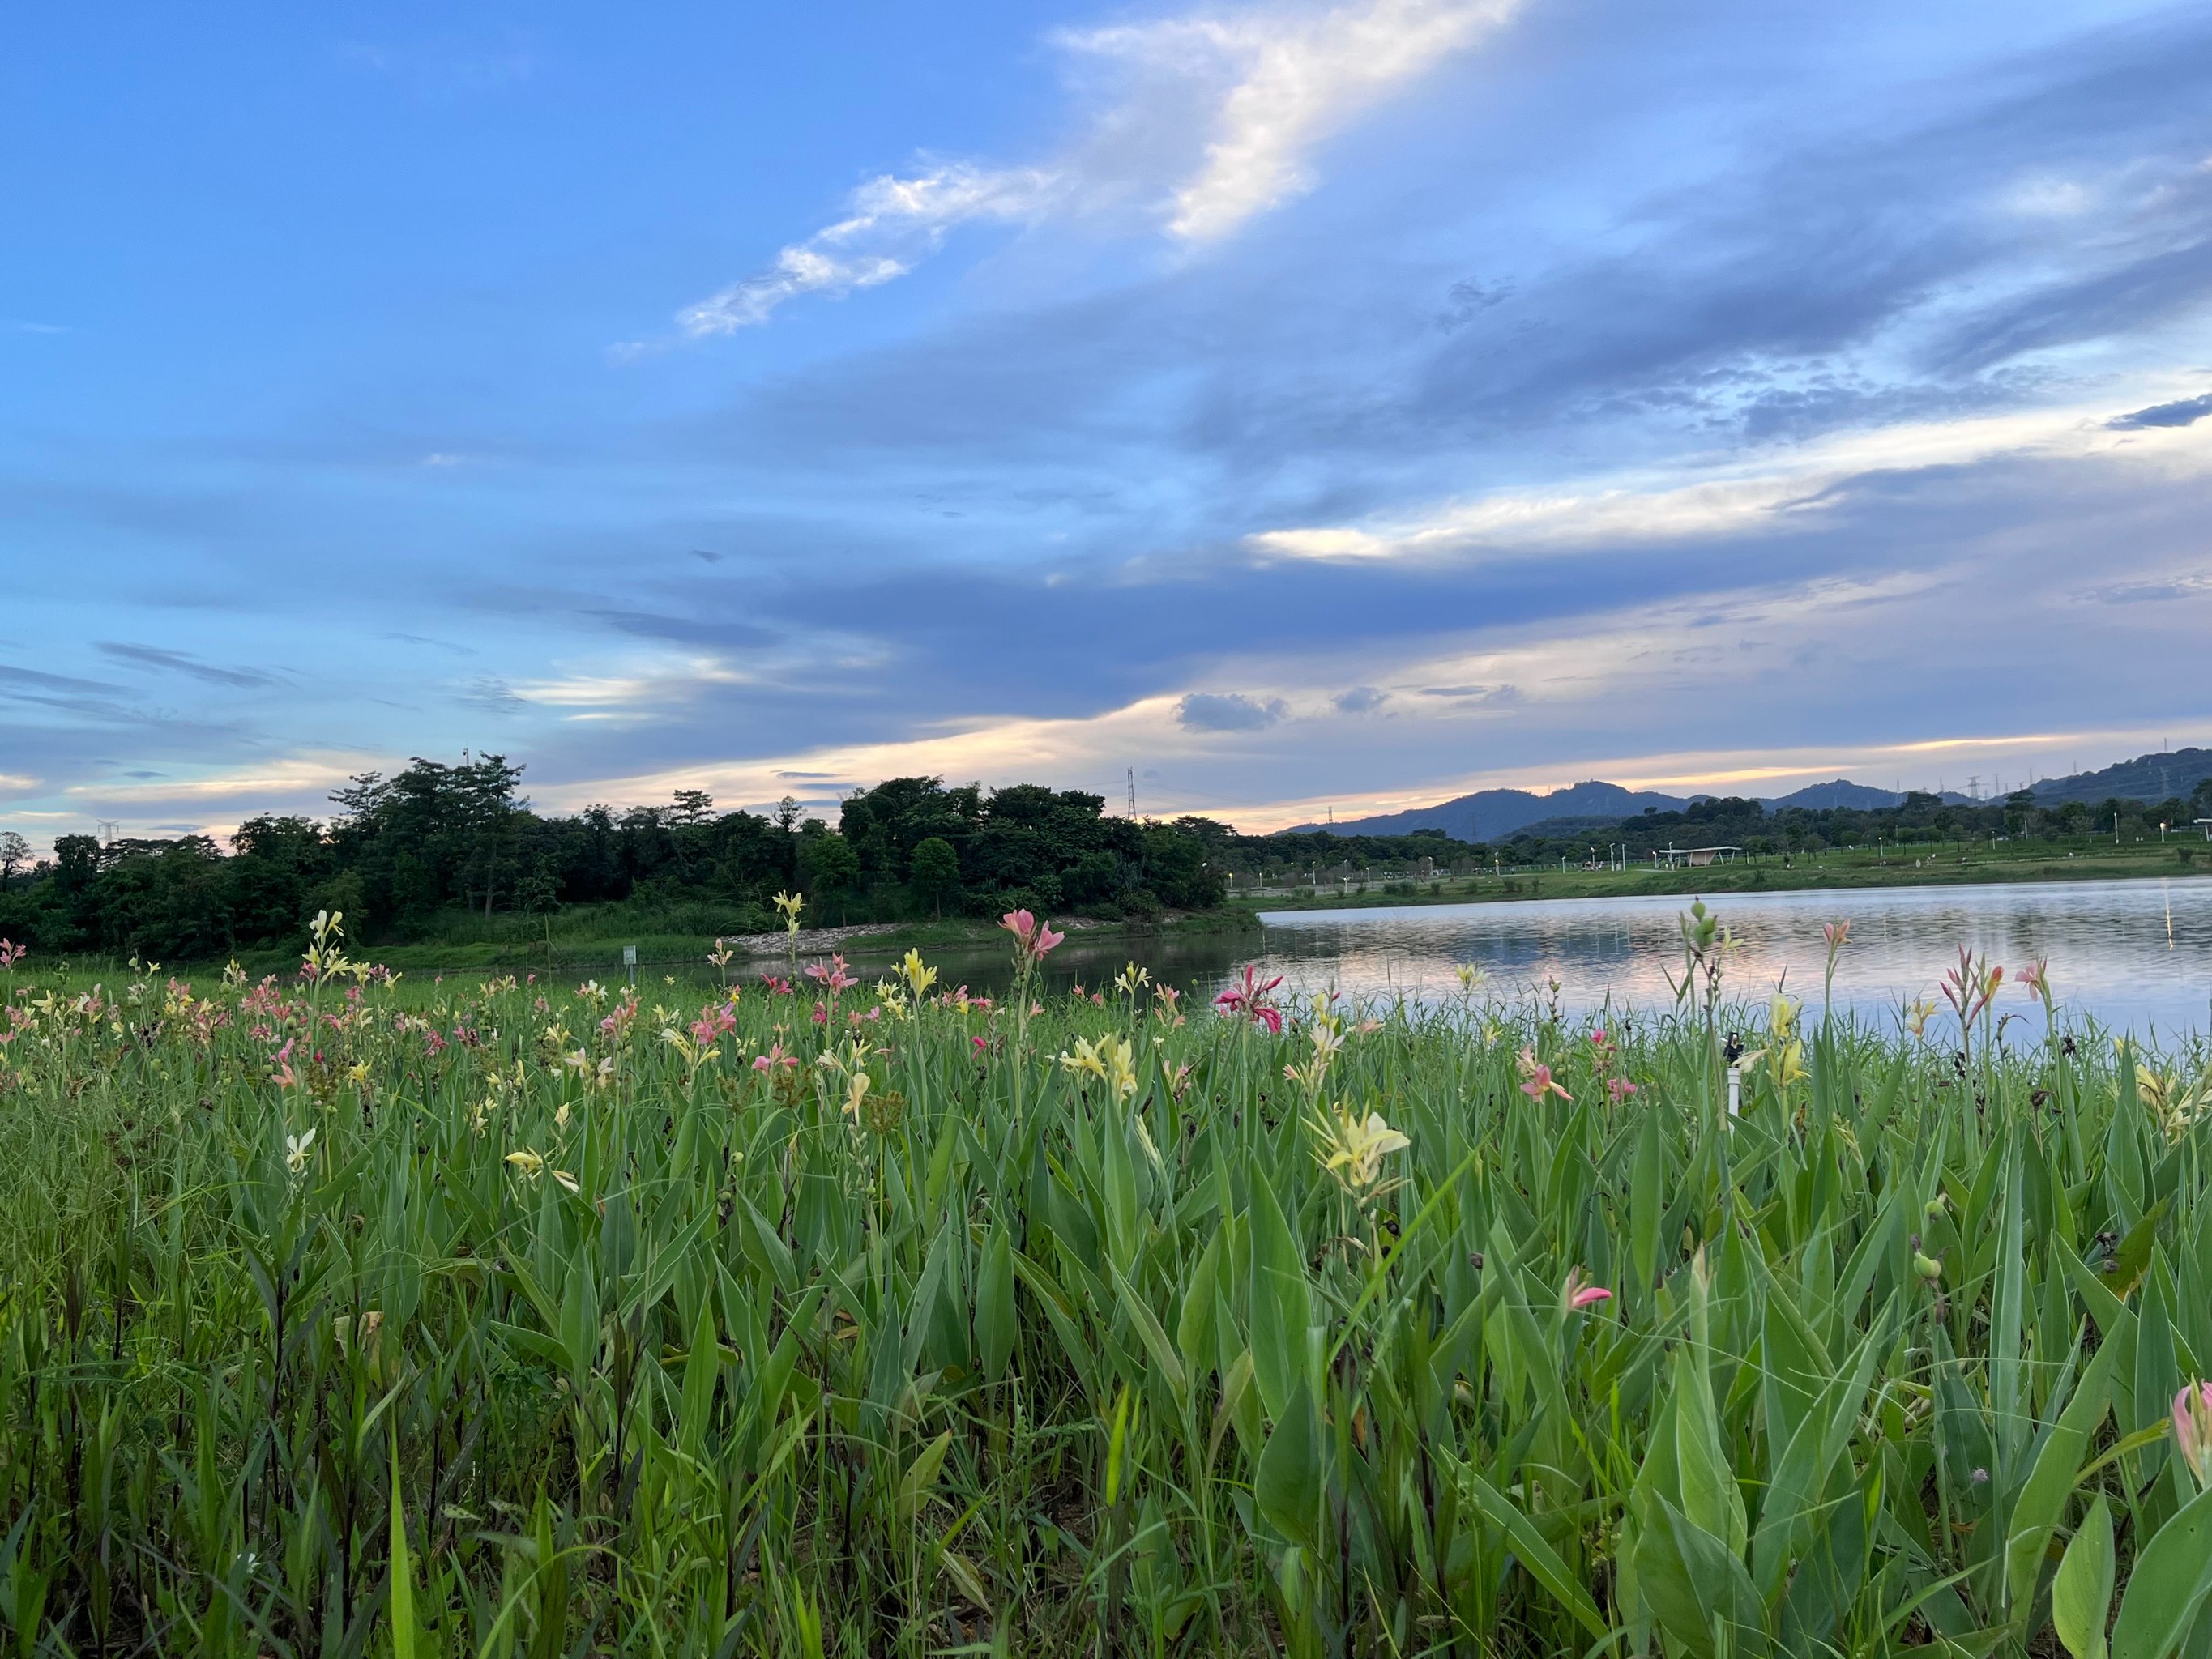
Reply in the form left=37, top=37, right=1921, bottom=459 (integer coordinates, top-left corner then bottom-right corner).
left=1500, top=783, right=2212, bottom=867
left=4, top=911, right=2212, bottom=1656
left=0, top=763, right=1226, bottom=961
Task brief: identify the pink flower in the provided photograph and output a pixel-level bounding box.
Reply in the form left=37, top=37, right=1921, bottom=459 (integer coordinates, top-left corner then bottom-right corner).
left=1215, top=965, right=1285, bottom=1034
left=972, top=1035, right=988, bottom=1052
left=805, top=955, right=857, bottom=996
left=751, top=1043, right=799, bottom=1073
left=1608, top=1077, right=1639, bottom=1103
left=2177, top=1382, right=2212, bottom=1482
left=809, top=1002, right=828, bottom=1026
left=1518, top=1055, right=1570, bottom=1102
left=1564, top=1267, right=1612, bottom=1312
left=759, top=973, right=793, bottom=996
left=0, top=939, right=26, bottom=970
left=1001, top=910, right=1066, bottom=959
left=1822, top=920, right=1851, bottom=949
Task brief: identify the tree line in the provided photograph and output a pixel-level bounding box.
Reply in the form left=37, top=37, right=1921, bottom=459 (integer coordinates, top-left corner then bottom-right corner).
left=0, top=758, right=1228, bottom=962
left=1497, top=783, right=2212, bottom=864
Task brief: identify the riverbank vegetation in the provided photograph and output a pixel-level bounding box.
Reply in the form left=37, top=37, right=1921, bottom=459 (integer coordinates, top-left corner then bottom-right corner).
left=7, top=761, right=2208, bottom=970
left=0, top=763, right=1227, bottom=966
left=4, top=907, right=2212, bottom=1655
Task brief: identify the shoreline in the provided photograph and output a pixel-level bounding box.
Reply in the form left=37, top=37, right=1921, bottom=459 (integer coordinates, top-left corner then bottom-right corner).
left=1228, top=845, right=2211, bottom=916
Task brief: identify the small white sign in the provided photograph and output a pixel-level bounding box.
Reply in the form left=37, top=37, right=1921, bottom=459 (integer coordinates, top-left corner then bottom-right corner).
left=622, top=945, right=638, bottom=966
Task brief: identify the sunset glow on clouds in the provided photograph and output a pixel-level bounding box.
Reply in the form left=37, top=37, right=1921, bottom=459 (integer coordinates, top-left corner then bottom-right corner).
left=4, top=0, right=2211, bottom=847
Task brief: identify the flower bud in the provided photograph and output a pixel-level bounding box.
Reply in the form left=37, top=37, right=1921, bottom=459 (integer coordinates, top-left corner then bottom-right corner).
left=2176, top=1381, right=2212, bottom=1483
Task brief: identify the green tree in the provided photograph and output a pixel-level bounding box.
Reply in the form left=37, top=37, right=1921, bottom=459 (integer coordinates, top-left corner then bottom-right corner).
left=0, top=831, right=28, bottom=892
left=798, top=830, right=861, bottom=923
left=908, top=836, right=961, bottom=918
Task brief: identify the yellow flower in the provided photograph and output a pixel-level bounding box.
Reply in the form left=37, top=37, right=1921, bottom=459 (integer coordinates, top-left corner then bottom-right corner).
left=1311, top=1103, right=1410, bottom=1195
left=1114, top=961, right=1150, bottom=996
left=505, top=1149, right=545, bottom=1179
left=1769, top=995, right=1799, bottom=1040
left=843, top=1071, right=872, bottom=1120
left=1454, top=963, right=1488, bottom=991
left=772, top=890, right=805, bottom=935
left=1774, top=1038, right=1808, bottom=1089
left=1902, top=997, right=1938, bottom=1040
left=1058, top=1034, right=1138, bottom=1103
left=1059, top=1036, right=1109, bottom=1081
left=899, top=948, right=937, bottom=999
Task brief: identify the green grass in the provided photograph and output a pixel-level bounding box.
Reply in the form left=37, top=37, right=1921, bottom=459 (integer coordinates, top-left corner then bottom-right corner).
left=138, top=906, right=1260, bottom=983
left=2, top=916, right=2211, bottom=1657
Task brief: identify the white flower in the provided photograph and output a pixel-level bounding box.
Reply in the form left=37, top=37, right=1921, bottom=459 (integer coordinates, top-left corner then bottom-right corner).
left=284, top=1128, right=317, bottom=1174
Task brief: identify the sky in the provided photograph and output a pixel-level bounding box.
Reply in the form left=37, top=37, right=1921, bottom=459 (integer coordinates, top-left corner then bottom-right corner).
left=6, top=0, right=2212, bottom=847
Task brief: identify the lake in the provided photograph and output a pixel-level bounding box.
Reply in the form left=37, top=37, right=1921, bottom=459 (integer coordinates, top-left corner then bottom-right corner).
left=815, top=875, right=2212, bottom=1039
left=1250, top=876, right=2212, bottom=1039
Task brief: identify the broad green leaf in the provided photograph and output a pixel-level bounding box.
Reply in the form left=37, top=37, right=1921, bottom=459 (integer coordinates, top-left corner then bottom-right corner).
left=1631, top=1105, right=1663, bottom=1293
left=2004, top=1328, right=2117, bottom=1615
left=898, top=1429, right=954, bottom=1521
left=1751, top=1322, right=1882, bottom=1602
left=1253, top=1378, right=1321, bottom=1552
left=1633, top=1493, right=1769, bottom=1659
left=1107, top=1256, right=1186, bottom=1410
left=388, top=1429, right=416, bottom=1659
left=976, top=1226, right=1016, bottom=1384
left=1673, top=1344, right=1747, bottom=1559
left=2112, top=1484, right=2212, bottom=1659
left=2052, top=1494, right=2115, bottom=1659
left=1467, top=1470, right=1608, bottom=1640
left=676, top=1295, right=721, bottom=1461
left=1246, top=1177, right=1309, bottom=1422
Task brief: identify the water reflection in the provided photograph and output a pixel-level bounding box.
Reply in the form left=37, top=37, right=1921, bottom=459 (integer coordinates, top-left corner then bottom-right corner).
left=1253, top=876, right=2212, bottom=1038
left=712, top=877, right=2212, bottom=1038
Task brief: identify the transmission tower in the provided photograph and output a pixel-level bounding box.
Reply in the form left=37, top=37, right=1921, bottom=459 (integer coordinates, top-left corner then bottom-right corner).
left=1126, top=768, right=1136, bottom=817
left=97, top=819, right=121, bottom=845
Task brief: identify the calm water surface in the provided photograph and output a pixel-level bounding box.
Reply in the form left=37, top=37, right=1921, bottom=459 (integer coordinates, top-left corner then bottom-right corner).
left=1253, top=876, right=2212, bottom=1038
left=815, top=876, right=2212, bottom=1038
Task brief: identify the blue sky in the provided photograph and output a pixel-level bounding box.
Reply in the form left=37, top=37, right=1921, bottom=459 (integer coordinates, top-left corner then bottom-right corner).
left=6, top=0, right=2212, bottom=845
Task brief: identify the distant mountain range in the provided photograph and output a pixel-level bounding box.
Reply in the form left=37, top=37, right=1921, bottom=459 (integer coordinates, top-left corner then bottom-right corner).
left=1284, top=778, right=1916, bottom=842
left=1285, top=748, right=2212, bottom=842
left=2027, top=747, right=2212, bottom=806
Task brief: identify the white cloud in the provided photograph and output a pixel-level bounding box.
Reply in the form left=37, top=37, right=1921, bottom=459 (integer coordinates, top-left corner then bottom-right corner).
left=67, top=757, right=366, bottom=804
left=1247, top=387, right=2212, bottom=563
left=507, top=656, right=758, bottom=707
left=1068, top=0, right=1521, bottom=241
left=677, top=164, right=1061, bottom=335
left=666, top=0, right=1517, bottom=336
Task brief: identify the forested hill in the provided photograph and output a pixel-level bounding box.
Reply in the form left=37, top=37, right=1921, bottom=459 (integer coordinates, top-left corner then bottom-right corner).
left=2029, top=747, right=2212, bottom=805
left=0, top=761, right=1224, bottom=962
left=1291, top=748, right=2212, bottom=841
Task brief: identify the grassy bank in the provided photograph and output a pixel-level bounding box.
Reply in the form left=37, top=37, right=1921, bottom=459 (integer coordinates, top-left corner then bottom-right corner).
left=1234, top=838, right=2212, bottom=914
left=20, top=905, right=1262, bottom=983
left=4, top=911, right=2212, bottom=1655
